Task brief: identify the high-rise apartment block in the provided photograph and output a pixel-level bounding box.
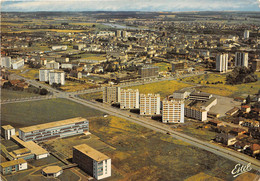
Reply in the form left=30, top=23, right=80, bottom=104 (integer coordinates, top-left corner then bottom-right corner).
left=103, top=86, right=121, bottom=103
left=120, top=89, right=139, bottom=109
left=73, top=144, right=111, bottom=180
left=244, top=30, right=250, bottom=39
left=216, top=53, right=228, bottom=72
left=235, top=52, right=248, bottom=67
left=172, top=62, right=185, bottom=72
left=162, top=99, right=184, bottom=123
left=49, top=70, right=65, bottom=85
left=140, top=94, right=160, bottom=115
left=138, top=65, right=159, bottom=78
left=252, top=59, right=260, bottom=72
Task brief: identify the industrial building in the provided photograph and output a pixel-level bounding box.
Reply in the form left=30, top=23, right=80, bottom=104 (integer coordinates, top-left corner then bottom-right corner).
left=189, top=92, right=212, bottom=101
left=162, top=99, right=184, bottom=123
left=103, top=86, right=121, bottom=103
left=120, top=89, right=139, bottom=109
left=73, top=144, right=111, bottom=180
left=140, top=94, right=160, bottom=115
left=46, top=60, right=60, bottom=69
left=18, top=117, right=89, bottom=142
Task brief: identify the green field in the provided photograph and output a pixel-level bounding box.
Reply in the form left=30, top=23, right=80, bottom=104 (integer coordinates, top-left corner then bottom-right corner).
left=86, top=116, right=237, bottom=181
left=128, top=80, right=191, bottom=99
left=1, top=89, right=39, bottom=100
left=181, top=72, right=260, bottom=97
left=153, top=62, right=171, bottom=72
left=1, top=98, right=104, bottom=128
left=79, top=91, right=102, bottom=100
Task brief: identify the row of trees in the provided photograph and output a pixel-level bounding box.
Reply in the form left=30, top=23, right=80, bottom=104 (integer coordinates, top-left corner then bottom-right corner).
left=226, top=67, right=258, bottom=85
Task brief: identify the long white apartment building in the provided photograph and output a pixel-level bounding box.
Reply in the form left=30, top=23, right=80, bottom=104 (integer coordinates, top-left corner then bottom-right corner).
left=140, top=94, right=160, bottom=115
left=0, top=57, right=24, bottom=69
left=103, top=86, right=121, bottom=104
left=39, top=68, right=51, bottom=82
left=162, top=99, right=184, bottom=123
left=120, top=89, right=139, bottom=109
left=39, top=69, right=65, bottom=85
left=49, top=70, right=65, bottom=85
left=216, top=53, right=228, bottom=72
left=235, top=52, right=248, bottom=67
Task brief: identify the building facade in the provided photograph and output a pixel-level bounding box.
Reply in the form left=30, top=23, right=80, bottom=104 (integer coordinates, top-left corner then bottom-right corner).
left=244, top=30, right=250, bottom=39
left=39, top=68, right=51, bottom=82
left=216, top=53, right=228, bottom=72
left=140, top=94, right=160, bottom=115
left=12, top=59, right=24, bottom=69
left=18, top=117, right=89, bottom=142
left=1, top=125, right=15, bottom=140
left=46, top=61, right=60, bottom=69
left=73, top=144, right=111, bottom=180
left=235, top=52, right=248, bottom=67
left=103, top=86, right=121, bottom=104
left=172, top=62, right=184, bottom=72
left=0, top=57, right=12, bottom=68
left=120, top=89, right=139, bottom=109
left=252, top=59, right=260, bottom=72
left=189, top=92, right=212, bottom=101
left=162, top=99, right=184, bottom=123
left=49, top=70, right=65, bottom=85
left=138, top=65, right=159, bottom=78
left=184, top=106, right=207, bottom=122
left=0, top=159, right=27, bottom=175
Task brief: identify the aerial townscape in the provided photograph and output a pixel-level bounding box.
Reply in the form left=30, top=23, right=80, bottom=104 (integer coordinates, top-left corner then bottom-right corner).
left=1, top=1, right=260, bottom=181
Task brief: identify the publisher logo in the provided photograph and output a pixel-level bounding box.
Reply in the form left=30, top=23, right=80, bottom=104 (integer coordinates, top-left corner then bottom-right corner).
left=231, top=163, right=252, bottom=177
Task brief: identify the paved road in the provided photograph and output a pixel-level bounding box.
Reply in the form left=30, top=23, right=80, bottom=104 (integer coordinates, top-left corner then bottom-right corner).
left=1, top=96, right=55, bottom=104
left=68, top=96, right=260, bottom=171
left=7, top=71, right=260, bottom=171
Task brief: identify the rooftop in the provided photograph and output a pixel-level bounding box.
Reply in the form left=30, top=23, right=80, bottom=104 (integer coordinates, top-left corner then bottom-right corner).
left=2, top=125, right=14, bottom=130
left=11, top=135, right=49, bottom=156
left=42, top=166, right=62, bottom=174
left=0, top=158, right=27, bottom=168
left=73, top=144, right=110, bottom=162
left=13, top=148, right=31, bottom=155
left=19, top=117, right=86, bottom=133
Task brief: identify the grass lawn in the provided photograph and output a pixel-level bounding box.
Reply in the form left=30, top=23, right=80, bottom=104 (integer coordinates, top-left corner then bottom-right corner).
left=1, top=98, right=104, bottom=128
left=1, top=89, right=39, bottom=100
left=128, top=80, right=191, bottom=99
left=153, top=62, right=171, bottom=72
left=60, top=81, right=98, bottom=92
left=85, top=116, right=237, bottom=181
left=79, top=92, right=102, bottom=100
left=181, top=72, right=260, bottom=97
left=20, top=68, right=39, bottom=79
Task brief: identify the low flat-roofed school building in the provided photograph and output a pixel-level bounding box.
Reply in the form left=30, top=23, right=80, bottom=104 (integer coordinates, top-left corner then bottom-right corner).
left=73, top=144, right=111, bottom=180
left=0, top=158, right=27, bottom=175
left=18, top=117, right=89, bottom=142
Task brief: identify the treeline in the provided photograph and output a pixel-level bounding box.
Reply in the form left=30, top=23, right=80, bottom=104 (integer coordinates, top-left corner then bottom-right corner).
left=226, top=67, right=258, bottom=85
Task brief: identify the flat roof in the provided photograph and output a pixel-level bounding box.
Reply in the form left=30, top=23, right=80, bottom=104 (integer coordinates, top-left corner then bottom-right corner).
left=13, top=148, right=31, bottom=155
left=19, top=117, right=87, bottom=133
left=42, top=166, right=62, bottom=174
left=11, top=135, right=49, bottom=156
left=73, top=144, right=110, bottom=162
left=2, top=125, right=14, bottom=130
left=0, top=158, right=26, bottom=168
left=190, top=92, right=212, bottom=97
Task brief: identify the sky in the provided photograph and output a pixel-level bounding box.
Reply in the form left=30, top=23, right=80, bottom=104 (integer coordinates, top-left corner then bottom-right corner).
left=1, top=0, right=260, bottom=12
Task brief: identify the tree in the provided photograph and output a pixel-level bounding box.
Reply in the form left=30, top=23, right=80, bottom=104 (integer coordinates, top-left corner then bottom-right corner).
left=246, top=95, right=251, bottom=104
left=39, top=88, right=48, bottom=95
